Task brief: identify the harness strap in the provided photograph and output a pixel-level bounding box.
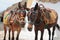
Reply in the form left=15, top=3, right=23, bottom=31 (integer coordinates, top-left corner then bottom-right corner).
left=41, top=10, right=49, bottom=28
left=4, top=13, right=10, bottom=19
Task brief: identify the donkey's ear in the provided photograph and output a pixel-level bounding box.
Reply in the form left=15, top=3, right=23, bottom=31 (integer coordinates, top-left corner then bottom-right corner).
left=34, top=3, right=38, bottom=11
left=24, top=2, right=27, bottom=9
left=18, top=2, right=21, bottom=9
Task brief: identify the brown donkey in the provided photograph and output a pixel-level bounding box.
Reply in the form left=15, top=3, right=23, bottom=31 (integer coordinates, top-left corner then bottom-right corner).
left=3, top=2, right=27, bottom=40
left=27, top=3, right=60, bottom=40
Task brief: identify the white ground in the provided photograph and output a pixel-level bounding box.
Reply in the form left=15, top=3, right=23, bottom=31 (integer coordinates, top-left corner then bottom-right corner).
left=0, top=22, right=60, bottom=40
left=0, top=0, right=60, bottom=40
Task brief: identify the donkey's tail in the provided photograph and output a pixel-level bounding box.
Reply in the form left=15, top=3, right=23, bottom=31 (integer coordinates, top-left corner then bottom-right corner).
left=56, top=24, right=60, bottom=30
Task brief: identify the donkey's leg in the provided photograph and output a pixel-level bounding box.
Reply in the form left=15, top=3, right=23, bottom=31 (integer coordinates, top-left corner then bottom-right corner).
left=16, top=28, right=21, bottom=40
left=35, top=30, right=38, bottom=40
left=9, top=27, right=11, bottom=40
left=40, top=30, right=44, bottom=40
left=47, top=28, right=51, bottom=40
left=3, top=24, right=7, bottom=40
left=12, top=29, right=14, bottom=40
left=52, top=26, right=55, bottom=40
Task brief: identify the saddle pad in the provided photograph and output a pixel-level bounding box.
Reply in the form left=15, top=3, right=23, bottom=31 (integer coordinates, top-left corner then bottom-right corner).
left=49, top=10, right=57, bottom=24
left=3, top=11, right=10, bottom=24
left=45, top=9, right=57, bottom=24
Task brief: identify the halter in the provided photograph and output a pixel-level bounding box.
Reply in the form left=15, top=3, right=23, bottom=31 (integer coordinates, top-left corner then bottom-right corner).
left=10, top=9, right=26, bottom=23
left=28, top=9, right=44, bottom=25
left=28, top=10, right=39, bottom=25
left=17, top=9, right=26, bottom=14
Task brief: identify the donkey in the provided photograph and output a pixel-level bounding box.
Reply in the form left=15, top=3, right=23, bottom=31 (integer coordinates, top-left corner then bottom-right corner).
left=27, top=3, right=60, bottom=40
left=3, top=2, right=27, bottom=40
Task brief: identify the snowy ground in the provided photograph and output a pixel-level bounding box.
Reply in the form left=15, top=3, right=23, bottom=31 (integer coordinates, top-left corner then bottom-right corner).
left=0, top=0, right=60, bottom=40
left=0, top=3, right=60, bottom=40
left=0, top=21, right=60, bottom=40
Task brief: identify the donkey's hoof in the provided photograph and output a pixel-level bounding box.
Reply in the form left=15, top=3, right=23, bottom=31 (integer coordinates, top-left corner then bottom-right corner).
left=12, top=37, right=14, bottom=40
left=3, top=38, right=5, bottom=40
left=16, top=37, right=18, bottom=40
left=9, top=37, right=10, bottom=40
left=52, top=39, right=53, bottom=40
left=40, top=38, right=43, bottom=40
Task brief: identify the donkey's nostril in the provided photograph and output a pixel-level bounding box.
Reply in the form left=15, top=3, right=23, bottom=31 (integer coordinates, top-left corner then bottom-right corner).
left=27, top=28, right=32, bottom=31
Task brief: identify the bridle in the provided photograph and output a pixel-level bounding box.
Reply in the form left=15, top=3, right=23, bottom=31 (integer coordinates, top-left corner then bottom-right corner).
left=28, top=9, right=43, bottom=25
left=28, top=10, right=37, bottom=24
left=12, top=9, right=27, bottom=24
left=28, top=8, right=44, bottom=25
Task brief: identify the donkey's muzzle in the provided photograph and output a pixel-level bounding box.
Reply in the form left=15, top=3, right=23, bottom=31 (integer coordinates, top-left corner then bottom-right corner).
left=27, top=27, right=32, bottom=31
